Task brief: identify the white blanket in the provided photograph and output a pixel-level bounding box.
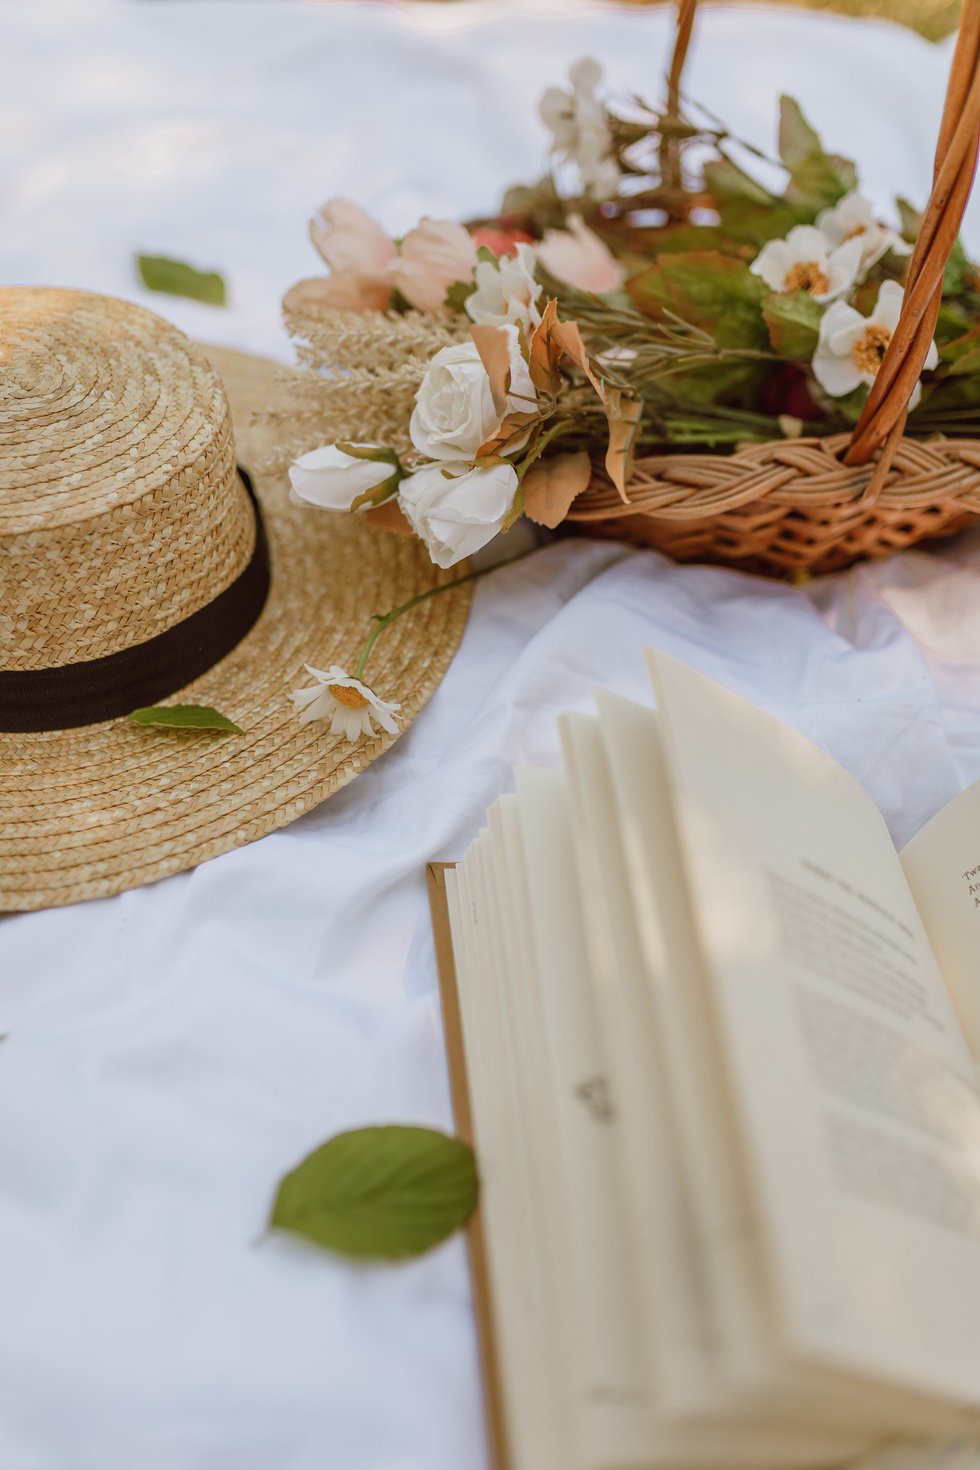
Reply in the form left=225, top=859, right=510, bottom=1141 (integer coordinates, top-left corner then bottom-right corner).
left=3, top=4, right=980, bottom=1467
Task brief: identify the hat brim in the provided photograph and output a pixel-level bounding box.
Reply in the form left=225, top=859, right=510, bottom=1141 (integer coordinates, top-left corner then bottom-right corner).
left=0, top=345, right=471, bottom=912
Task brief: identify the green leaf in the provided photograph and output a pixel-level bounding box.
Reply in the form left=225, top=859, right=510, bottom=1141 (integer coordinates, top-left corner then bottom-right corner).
left=762, top=290, right=824, bottom=359
left=937, top=323, right=980, bottom=376
left=946, top=347, right=980, bottom=378
left=127, top=704, right=244, bottom=734
left=896, top=196, right=921, bottom=246
left=703, top=158, right=774, bottom=209
left=702, top=160, right=811, bottom=245
left=444, top=278, right=476, bottom=313
left=832, top=384, right=869, bottom=425
left=627, top=251, right=768, bottom=349
left=271, top=1125, right=479, bottom=1261
left=626, top=253, right=771, bottom=409
left=640, top=222, right=749, bottom=257
left=136, top=254, right=227, bottom=306
left=942, top=236, right=978, bottom=298
left=778, top=96, right=857, bottom=212
left=936, top=301, right=973, bottom=346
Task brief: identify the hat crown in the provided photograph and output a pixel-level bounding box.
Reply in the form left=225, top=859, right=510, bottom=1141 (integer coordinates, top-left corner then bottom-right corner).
left=0, top=287, right=252, bottom=672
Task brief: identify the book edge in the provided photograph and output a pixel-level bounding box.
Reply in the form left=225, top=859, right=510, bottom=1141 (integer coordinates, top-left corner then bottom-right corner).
left=426, top=860, right=513, bottom=1470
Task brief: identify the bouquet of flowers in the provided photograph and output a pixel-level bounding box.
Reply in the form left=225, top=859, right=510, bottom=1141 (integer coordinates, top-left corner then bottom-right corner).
left=280, top=53, right=980, bottom=572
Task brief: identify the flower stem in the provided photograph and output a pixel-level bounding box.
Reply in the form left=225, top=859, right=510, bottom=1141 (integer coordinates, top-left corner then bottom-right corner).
left=352, top=546, right=539, bottom=683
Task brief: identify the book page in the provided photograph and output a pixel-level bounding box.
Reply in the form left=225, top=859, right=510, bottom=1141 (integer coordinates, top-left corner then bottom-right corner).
left=448, top=794, right=879, bottom=1470
left=588, top=692, right=785, bottom=1409
left=590, top=690, right=940, bottom=1438
left=446, top=847, right=572, bottom=1470
left=901, top=780, right=980, bottom=1059
left=558, top=710, right=722, bottom=1416
left=648, top=649, right=980, bottom=1413
left=511, top=767, right=661, bottom=1470
left=558, top=711, right=884, bottom=1450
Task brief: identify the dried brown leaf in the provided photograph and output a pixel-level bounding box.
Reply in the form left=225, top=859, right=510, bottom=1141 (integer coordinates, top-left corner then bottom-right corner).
left=469, top=325, right=513, bottom=417
left=477, top=411, right=539, bottom=459
left=527, top=298, right=563, bottom=397
left=363, top=500, right=413, bottom=534
left=523, top=451, right=592, bottom=528
left=549, top=315, right=604, bottom=399
left=603, top=389, right=643, bottom=500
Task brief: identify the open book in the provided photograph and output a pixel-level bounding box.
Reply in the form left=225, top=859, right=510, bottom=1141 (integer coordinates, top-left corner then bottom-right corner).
left=427, top=649, right=980, bottom=1470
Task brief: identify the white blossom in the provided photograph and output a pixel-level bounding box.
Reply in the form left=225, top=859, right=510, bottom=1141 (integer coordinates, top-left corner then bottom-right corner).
left=291, top=665, right=401, bottom=742
left=398, top=461, right=519, bottom=568
left=816, top=191, right=905, bottom=274
left=409, top=326, right=536, bottom=462
left=811, top=279, right=938, bottom=406
left=751, top=224, right=862, bottom=304
left=539, top=58, right=620, bottom=200
left=465, top=244, right=542, bottom=331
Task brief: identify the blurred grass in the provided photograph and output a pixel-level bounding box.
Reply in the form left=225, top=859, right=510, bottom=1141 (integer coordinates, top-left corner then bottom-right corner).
left=617, top=0, right=960, bottom=39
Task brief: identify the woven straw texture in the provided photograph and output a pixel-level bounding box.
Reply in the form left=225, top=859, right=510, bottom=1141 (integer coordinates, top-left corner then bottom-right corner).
left=568, top=434, right=980, bottom=575
left=2, top=290, right=248, bottom=665
left=0, top=290, right=471, bottom=912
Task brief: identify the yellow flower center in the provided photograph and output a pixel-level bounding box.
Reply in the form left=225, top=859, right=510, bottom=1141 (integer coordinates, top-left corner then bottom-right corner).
left=852, top=323, right=892, bottom=376
left=783, top=260, right=830, bottom=296
left=328, top=683, right=370, bottom=709
left=842, top=224, right=867, bottom=242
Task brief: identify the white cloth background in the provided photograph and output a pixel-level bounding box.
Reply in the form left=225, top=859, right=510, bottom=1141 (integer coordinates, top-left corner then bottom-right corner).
left=3, top=3, right=980, bottom=1467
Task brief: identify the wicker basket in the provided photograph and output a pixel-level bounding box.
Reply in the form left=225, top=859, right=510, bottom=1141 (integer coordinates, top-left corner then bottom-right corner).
left=563, top=0, right=980, bottom=577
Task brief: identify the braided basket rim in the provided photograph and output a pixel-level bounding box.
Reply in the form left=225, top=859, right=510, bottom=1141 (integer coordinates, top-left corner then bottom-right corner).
left=567, top=431, right=980, bottom=526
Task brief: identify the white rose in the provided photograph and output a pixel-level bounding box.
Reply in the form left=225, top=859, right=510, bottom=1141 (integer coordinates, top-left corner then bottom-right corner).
left=465, top=244, right=542, bottom=331
left=398, top=461, right=519, bottom=567
left=409, top=326, right=535, bottom=462
left=288, top=444, right=400, bottom=512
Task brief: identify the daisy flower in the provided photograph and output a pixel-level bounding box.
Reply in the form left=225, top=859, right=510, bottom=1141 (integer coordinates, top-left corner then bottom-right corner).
left=816, top=191, right=906, bottom=274
left=811, top=279, right=938, bottom=406
left=291, top=665, right=401, bottom=743
left=751, top=224, right=863, bottom=304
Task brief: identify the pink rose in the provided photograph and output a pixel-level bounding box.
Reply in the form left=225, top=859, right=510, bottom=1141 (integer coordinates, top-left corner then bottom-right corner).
left=301, top=198, right=396, bottom=312
left=536, top=215, right=623, bottom=294
left=310, top=198, right=396, bottom=277
left=389, top=218, right=478, bottom=314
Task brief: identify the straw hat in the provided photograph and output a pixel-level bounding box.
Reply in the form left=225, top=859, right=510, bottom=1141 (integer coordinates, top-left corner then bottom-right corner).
left=0, top=287, right=470, bottom=912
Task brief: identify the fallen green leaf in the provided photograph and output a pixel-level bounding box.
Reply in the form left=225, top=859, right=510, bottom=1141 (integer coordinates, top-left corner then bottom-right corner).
left=127, top=704, right=244, bottom=734
left=136, top=254, right=227, bottom=306
left=271, top=1125, right=479, bottom=1261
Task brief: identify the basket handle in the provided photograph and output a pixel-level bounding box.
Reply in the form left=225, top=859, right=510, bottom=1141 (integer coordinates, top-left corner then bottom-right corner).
left=664, top=0, right=980, bottom=473
left=659, top=0, right=699, bottom=216
left=845, top=2, right=980, bottom=466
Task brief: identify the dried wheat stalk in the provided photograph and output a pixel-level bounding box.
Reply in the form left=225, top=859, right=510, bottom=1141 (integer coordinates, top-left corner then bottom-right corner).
left=253, top=306, right=468, bottom=472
